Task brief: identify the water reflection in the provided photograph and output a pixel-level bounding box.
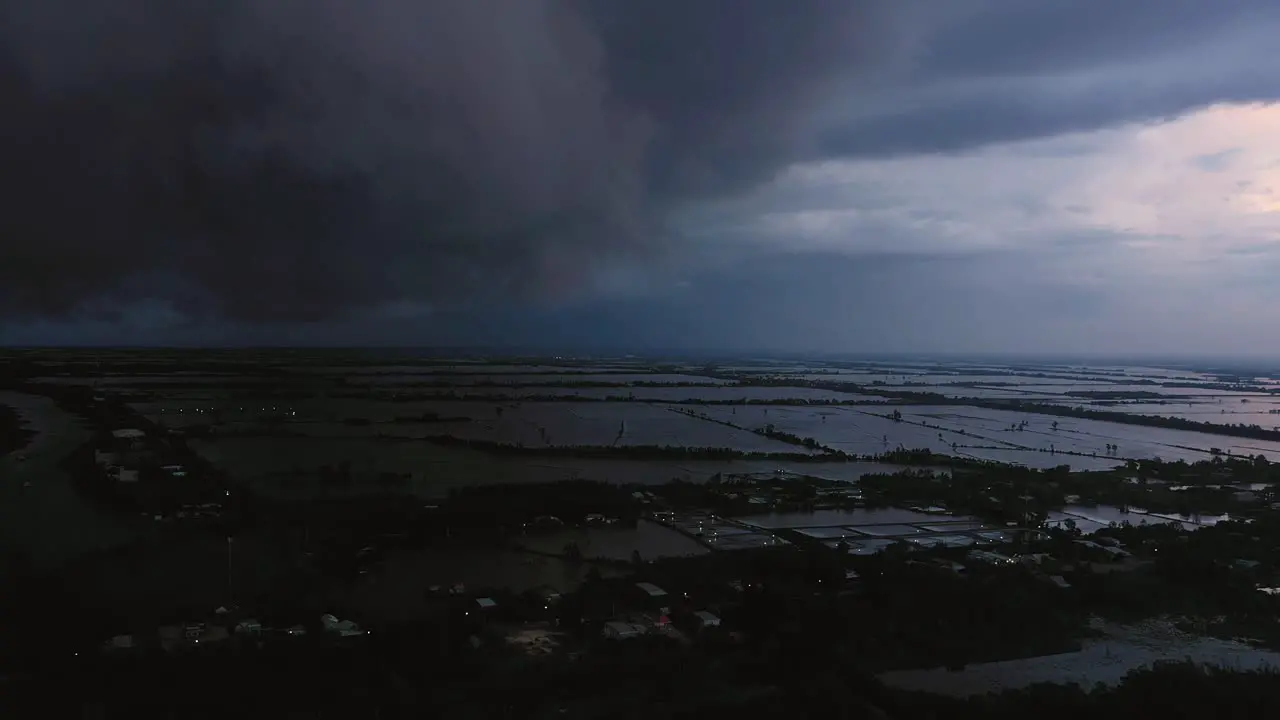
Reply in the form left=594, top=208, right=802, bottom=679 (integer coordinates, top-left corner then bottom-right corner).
left=517, top=519, right=707, bottom=561
left=736, top=508, right=973, bottom=529
left=1046, top=504, right=1232, bottom=534
left=880, top=619, right=1280, bottom=697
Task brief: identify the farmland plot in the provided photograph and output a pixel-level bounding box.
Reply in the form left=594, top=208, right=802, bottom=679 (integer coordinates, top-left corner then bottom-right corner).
left=133, top=398, right=496, bottom=426
left=287, top=364, right=624, bottom=375
left=876, top=386, right=1067, bottom=400
left=889, top=406, right=1280, bottom=462
left=896, top=374, right=1116, bottom=387
left=189, top=435, right=897, bottom=496
left=1028, top=384, right=1267, bottom=398
left=694, top=405, right=991, bottom=458
left=351, top=373, right=727, bottom=386
left=415, top=385, right=886, bottom=403
left=699, top=402, right=1280, bottom=465
left=1058, top=398, right=1280, bottom=427
left=419, top=402, right=814, bottom=453
left=735, top=507, right=967, bottom=529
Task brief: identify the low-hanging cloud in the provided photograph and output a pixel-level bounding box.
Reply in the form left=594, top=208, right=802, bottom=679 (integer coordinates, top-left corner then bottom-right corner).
left=0, top=0, right=904, bottom=323
left=5, top=0, right=1280, bottom=343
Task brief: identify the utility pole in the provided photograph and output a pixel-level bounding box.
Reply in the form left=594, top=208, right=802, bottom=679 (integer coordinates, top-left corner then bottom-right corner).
left=227, top=536, right=234, bottom=604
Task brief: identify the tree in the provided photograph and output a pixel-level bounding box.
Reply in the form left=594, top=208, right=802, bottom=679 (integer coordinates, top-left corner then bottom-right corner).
left=563, top=542, right=583, bottom=563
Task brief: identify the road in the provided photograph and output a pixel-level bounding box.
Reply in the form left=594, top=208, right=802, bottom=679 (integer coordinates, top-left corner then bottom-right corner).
left=0, top=391, right=138, bottom=573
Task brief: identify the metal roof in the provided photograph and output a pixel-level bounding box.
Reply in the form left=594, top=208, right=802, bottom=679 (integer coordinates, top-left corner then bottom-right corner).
left=635, top=582, right=667, bottom=597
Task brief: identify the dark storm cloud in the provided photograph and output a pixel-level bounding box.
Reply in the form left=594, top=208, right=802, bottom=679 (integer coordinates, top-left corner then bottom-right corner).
left=820, top=0, right=1280, bottom=159
left=0, top=0, right=900, bottom=323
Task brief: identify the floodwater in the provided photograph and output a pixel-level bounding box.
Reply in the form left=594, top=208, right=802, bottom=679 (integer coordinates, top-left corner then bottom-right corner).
left=879, top=619, right=1280, bottom=697
left=1047, top=504, right=1229, bottom=534
left=189, top=436, right=906, bottom=498
left=516, top=519, right=708, bottom=561
left=0, top=392, right=139, bottom=572
left=734, top=507, right=974, bottom=529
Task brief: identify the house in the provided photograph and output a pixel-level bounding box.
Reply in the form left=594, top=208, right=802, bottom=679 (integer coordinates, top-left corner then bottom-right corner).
left=102, top=634, right=136, bottom=653
left=532, top=586, right=561, bottom=607
left=1016, top=552, right=1054, bottom=566
left=159, top=622, right=228, bottom=651
left=525, top=516, right=564, bottom=531
left=969, top=550, right=1013, bottom=564
left=117, top=469, right=139, bottom=483
left=111, top=428, right=147, bottom=450
left=602, top=621, right=648, bottom=640
left=1233, top=491, right=1260, bottom=503
left=930, top=559, right=967, bottom=575
left=475, top=597, right=498, bottom=611
left=1075, top=540, right=1132, bottom=559
left=692, top=610, right=721, bottom=630
left=235, top=619, right=263, bottom=636
left=636, top=582, right=667, bottom=599
left=321, top=613, right=365, bottom=637
left=635, top=582, right=670, bottom=613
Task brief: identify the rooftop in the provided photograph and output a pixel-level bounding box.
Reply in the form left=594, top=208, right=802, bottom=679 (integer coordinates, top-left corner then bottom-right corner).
left=636, top=582, right=667, bottom=597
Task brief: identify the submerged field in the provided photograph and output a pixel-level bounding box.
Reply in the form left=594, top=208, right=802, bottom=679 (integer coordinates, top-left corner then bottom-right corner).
left=23, top=354, right=1280, bottom=498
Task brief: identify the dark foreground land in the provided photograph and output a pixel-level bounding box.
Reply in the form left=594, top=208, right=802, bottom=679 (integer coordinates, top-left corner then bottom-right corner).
left=5, top=350, right=1280, bottom=716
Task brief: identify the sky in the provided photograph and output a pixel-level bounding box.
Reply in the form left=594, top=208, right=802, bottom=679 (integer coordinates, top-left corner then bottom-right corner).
left=2, top=0, right=1279, bottom=355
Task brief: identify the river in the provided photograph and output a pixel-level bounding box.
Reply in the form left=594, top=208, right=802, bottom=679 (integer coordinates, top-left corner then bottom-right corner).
left=0, top=392, right=138, bottom=572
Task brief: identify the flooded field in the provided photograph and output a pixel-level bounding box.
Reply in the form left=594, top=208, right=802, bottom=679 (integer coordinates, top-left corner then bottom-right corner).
left=879, top=618, right=1280, bottom=697
left=698, top=404, right=1280, bottom=465
left=412, top=385, right=886, bottom=403
left=350, top=373, right=728, bottom=386
left=734, top=507, right=976, bottom=530
left=32, top=356, right=1280, bottom=514
left=516, top=519, right=708, bottom=561
left=188, top=437, right=903, bottom=498
left=414, top=402, right=817, bottom=452
left=1062, top=398, right=1280, bottom=428
left=1047, top=503, right=1236, bottom=533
